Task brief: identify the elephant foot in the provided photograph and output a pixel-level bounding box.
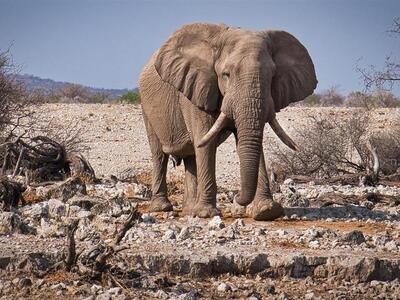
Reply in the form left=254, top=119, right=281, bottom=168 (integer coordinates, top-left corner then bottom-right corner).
left=149, top=196, right=173, bottom=212
left=231, top=195, right=246, bottom=218
left=181, top=197, right=196, bottom=215
left=246, top=197, right=284, bottom=221
left=191, top=202, right=220, bottom=218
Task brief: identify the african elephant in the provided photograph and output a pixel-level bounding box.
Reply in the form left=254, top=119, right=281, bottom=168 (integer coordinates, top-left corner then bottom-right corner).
left=139, top=23, right=317, bottom=220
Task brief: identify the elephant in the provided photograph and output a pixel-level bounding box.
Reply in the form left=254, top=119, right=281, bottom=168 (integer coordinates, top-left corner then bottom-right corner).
left=139, top=23, right=317, bottom=220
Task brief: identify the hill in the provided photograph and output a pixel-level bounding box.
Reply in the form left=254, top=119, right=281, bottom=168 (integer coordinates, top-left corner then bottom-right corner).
left=16, top=74, right=137, bottom=99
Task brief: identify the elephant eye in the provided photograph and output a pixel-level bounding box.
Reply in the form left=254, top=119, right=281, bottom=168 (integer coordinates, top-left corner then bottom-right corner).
left=222, top=71, right=230, bottom=79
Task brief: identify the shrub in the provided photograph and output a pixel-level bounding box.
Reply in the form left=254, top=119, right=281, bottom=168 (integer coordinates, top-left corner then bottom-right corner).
left=118, top=91, right=140, bottom=104
left=319, top=87, right=344, bottom=107
left=302, top=93, right=321, bottom=107
left=270, top=111, right=376, bottom=178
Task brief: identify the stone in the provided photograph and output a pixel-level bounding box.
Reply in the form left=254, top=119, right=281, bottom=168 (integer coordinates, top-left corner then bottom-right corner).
left=48, top=199, right=66, bottom=219
left=21, top=202, right=49, bottom=221
left=76, top=210, right=93, bottom=219
left=142, top=213, right=156, bottom=224
left=217, top=283, right=231, bottom=292
left=154, top=290, right=169, bottom=299
left=91, top=284, right=103, bottom=294
left=96, top=293, right=111, bottom=300
left=67, top=195, right=101, bottom=210
left=385, top=240, right=398, bottom=251
left=0, top=212, right=23, bottom=235
left=39, top=218, right=66, bottom=237
left=18, top=277, right=32, bottom=288
left=107, top=287, right=122, bottom=295
left=283, top=178, right=294, bottom=186
left=177, top=226, right=192, bottom=240
left=179, top=289, right=199, bottom=300
left=342, top=230, right=365, bottom=245
left=208, top=216, right=225, bottom=230
left=163, top=229, right=176, bottom=240
left=305, top=292, right=315, bottom=299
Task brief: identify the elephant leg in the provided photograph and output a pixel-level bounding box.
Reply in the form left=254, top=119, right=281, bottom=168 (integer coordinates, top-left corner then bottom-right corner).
left=143, top=114, right=173, bottom=212
left=246, top=151, right=284, bottom=221
left=191, top=144, right=219, bottom=218
left=182, top=155, right=197, bottom=215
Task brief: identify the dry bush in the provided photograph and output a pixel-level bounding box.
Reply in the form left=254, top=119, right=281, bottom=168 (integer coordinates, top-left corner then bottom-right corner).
left=0, top=50, right=87, bottom=169
left=371, top=128, right=400, bottom=175
left=344, top=90, right=400, bottom=109
left=270, top=111, right=377, bottom=179
left=0, top=50, right=38, bottom=142
left=319, top=87, right=344, bottom=107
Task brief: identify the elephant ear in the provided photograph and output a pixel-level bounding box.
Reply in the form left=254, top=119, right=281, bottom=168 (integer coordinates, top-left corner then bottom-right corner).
left=264, top=30, right=317, bottom=112
left=155, top=23, right=226, bottom=112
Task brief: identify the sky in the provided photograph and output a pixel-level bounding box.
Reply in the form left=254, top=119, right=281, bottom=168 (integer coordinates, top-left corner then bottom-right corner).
left=0, top=0, right=399, bottom=95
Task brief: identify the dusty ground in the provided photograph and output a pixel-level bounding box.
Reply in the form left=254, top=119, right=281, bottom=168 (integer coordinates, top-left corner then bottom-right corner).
left=36, top=104, right=400, bottom=189
left=0, top=104, right=400, bottom=299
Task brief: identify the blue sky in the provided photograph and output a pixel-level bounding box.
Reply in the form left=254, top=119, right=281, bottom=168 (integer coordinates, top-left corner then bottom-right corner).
left=0, top=0, right=399, bottom=95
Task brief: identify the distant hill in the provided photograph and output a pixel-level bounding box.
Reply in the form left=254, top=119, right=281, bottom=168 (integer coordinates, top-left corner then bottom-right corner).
left=16, top=74, right=137, bottom=99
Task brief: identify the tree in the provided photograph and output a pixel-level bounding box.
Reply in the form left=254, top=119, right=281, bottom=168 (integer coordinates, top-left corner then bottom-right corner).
left=357, top=17, right=400, bottom=92
left=59, top=83, right=92, bottom=103
left=319, top=87, right=344, bottom=107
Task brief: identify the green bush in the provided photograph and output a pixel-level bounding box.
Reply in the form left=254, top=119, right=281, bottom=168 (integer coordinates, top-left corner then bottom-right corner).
left=118, top=91, right=141, bottom=104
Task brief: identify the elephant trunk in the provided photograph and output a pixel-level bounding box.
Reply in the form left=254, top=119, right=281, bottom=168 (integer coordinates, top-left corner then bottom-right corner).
left=233, top=97, right=264, bottom=206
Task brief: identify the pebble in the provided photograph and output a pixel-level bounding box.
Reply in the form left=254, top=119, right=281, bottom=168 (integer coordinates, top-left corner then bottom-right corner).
left=107, top=287, right=122, bottom=295
left=208, top=216, right=225, bottom=230
left=305, top=292, right=315, bottom=299
left=217, top=283, right=231, bottom=292
left=178, top=226, right=192, bottom=240
left=163, top=229, right=176, bottom=240
left=142, top=214, right=156, bottom=224
left=96, top=293, right=111, bottom=300
left=343, top=230, right=365, bottom=245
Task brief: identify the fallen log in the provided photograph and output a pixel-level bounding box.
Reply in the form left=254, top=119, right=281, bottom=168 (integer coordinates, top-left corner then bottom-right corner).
left=1, top=136, right=95, bottom=183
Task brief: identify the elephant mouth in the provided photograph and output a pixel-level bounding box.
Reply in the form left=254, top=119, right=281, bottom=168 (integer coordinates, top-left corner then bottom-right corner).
left=197, top=112, right=297, bottom=151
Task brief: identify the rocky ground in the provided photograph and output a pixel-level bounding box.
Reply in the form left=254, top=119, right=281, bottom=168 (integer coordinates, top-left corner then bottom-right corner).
left=0, top=104, right=400, bottom=299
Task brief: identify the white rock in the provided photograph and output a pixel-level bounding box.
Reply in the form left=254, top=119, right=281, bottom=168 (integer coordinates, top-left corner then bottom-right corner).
left=0, top=212, right=23, bottom=235
left=385, top=240, right=398, bottom=251
left=48, top=199, right=66, bottom=219
left=208, top=216, right=225, bottom=230
left=21, top=202, right=48, bottom=220
left=177, top=226, right=192, bottom=240
left=91, top=284, right=102, bottom=294
left=154, top=290, right=169, bottom=299
left=163, top=229, right=176, bottom=240
left=217, top=283, right=231, bottom=292
left=95, top=293, right=111, bottom=300
left=305, top=292, right=315, bottom=300
left=39, top=218, right=65, bottom=237
left=107, top=287, right=122, bottom=295
left=283, top=178, right=294, bottom=186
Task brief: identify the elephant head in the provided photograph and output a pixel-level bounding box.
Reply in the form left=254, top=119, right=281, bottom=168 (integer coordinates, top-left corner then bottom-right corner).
left=155, top=23, right=317, bottom=206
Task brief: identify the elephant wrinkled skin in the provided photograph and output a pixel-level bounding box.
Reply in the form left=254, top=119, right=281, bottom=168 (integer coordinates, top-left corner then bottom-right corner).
left=139, top=23, right=317, bottom=220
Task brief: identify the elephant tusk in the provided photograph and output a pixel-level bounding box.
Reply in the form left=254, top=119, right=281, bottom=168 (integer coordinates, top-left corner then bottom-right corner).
left=269, top=118, right=298, bottom=151
left=197, top=112, right=229, bottom=148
